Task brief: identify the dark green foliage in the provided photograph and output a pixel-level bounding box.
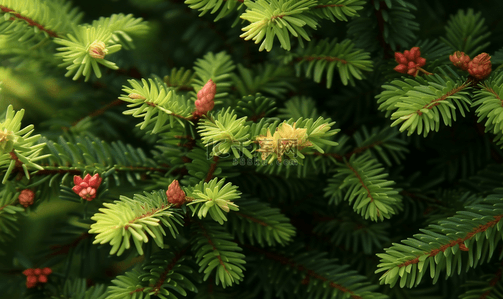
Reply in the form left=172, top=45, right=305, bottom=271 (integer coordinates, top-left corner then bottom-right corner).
left=3, top=0, right=503, bottom=298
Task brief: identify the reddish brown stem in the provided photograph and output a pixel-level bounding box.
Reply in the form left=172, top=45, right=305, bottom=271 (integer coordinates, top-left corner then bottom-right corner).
left=205, top=156, right=220, bottom=182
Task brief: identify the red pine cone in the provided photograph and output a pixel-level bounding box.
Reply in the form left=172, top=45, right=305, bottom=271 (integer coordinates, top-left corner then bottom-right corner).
left=23, top=267, right=52, bottom=288
left=166, top=180, right=186, bottom=207
left=449, top=51, right=470, bottom=71
left=468, top=53, right=492, bottom=80
left=18, top=189, right=35, bottom=208
left=194, top=79, right=216, bottom=116
left=394, top=47, right=426, bottom=77
left=72, top=173, right=102, bottom=201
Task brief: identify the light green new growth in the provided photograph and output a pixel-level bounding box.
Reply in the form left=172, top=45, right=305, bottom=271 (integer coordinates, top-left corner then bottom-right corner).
left=0, top=105, right=48, bottom=183
left=187, top=178, right=241, bottom=224
left=89, top=190, right=183, bottom=256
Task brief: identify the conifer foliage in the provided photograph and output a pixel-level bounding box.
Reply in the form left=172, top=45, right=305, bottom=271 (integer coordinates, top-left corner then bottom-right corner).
left=2, top=0, right=503, bottom=298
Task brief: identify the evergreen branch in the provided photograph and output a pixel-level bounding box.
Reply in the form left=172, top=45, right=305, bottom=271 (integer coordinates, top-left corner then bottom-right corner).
left=186, top=178, right=240, bottom=224
left=472, top=72, right=503, bottom=148
left=182, top=145, right=240, bottom=185
left=240, top=0, right=318, bottom=52
left=348, top=0, right=418, bottom=52
left=350, top=126, right=408, bottom=166
left=89, top=190, right=183, bottom=256
left=191, top=220, right=246, bottom=288
left=1, top=105, right=47, bottom=184
left=235, top=94, right=277, bottom=122
left=106, top=268, right=147, bottom=299
left=286, top=38, right=373, bottom=87
left=313, top=213, right=390, bottom=254
left=59, top=278, right=107, bottom=299
left=54, top=25, right=122, bottom=81
left=277, top=96, right=319, bottom=120
left=0, top=5, right=58, bottom=37
left=38, top=136, right=163, bottom=187
left=376, top=193, right=503, bottom=288
left=185, top=0, right=243, bottom=21
left=120, top=77, right=194, bottom=133
left=192, top=51, right=235, bottom=101
left=0, top=0, right=82, bottom=42
left=90, top=13, right=148, bottom=50
left=227, top=197, right=296, bottom=246
left=164, top=67, right=196, bottom=92
left=308, top=0, right=365, bottom=22
left=139, top=247, right=198, bottom=298
left=312, top=126, right=408, bottom=165
left=377, top=71, right=472, bottom=136
left=198, top=108, right=252, bottom=159
left=233, top=64, right=296, bottom=99
left=459, top=261, right=503, bottom=299
left=440, top=8, right=491, bottom=57
left=370, top=0, right=391, bottom=55
left=324, top=152, right=402, bottom=221
left=0, top=185, right=24, bottom=254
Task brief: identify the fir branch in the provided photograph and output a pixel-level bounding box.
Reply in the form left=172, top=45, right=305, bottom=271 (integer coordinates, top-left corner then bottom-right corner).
left=120, top=77, right=194, bottom=133
left=472, top=72, right=503, bottom=148
left=186, top=178, right=240, bottom=224
left=286, top=38, right=373, bottom=87
left=0, top=5, right=59, bottom=37
left=240, top=0, right=318, bottom=52
left=376, top=193, right=503, bottom=287
left=89, top=190, right=183, bottom=256
left=140, top=247, right=198, bottom=298
left=191, top=220, right=246, bottom=288
left=459, top=261, right=503, bottom=299
left=324, top=152, right=402, bottom=221
left=377, top=70, right=472, bottom=137
left=227, top=197, right=296, bottom=246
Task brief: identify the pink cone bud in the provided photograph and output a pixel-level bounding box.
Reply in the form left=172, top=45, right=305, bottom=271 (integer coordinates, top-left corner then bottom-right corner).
left=449, top=51, right=471, bottom=71
left=18, top=189, right=35, bottom=208
left=468, top=53, right=492, bottom=80
left=393, top=47, right=427, bottom=77
left=166, top=180, right=186, bottom=207
left=195, top=79, right=216, bottom=116
left=72, top=173, right=102, bottom=201
left=89, top=41, right=107, bottom=59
